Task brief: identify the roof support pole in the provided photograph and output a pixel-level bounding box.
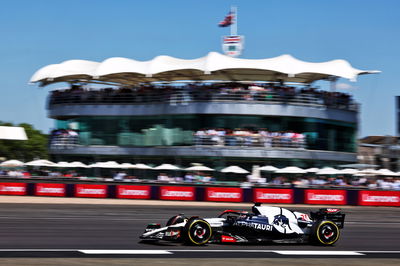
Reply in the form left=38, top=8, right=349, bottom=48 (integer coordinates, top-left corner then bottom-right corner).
left=329, top=76, right=338, bottom=92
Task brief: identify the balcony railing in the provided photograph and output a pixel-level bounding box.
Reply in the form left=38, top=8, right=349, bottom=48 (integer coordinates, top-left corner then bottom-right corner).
left=49, top=134, right=306, bottom=150
left=48, top=89, right=358, bottom=111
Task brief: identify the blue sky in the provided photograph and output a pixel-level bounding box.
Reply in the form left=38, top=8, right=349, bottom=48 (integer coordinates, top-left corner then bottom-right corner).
left=0, top=0, right=398, bottom=137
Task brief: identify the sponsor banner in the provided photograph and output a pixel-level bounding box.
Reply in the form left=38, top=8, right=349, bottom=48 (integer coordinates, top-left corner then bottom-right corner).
left=160, top=186, right=195, bottom=201
left=305, top=189, right=346, bottom=205
left=205, top=187, right=242, bottom=202
left=75, top=184, right=107, bottom=198
left=253, top=188, right=293, bottom=204
left=35, top=183, right=66, bottom=197
left=116, top=185, right=151, bottom=199
left=0, top=182, right=27, bottom=195
left=359, top=190, right=400, bottom=206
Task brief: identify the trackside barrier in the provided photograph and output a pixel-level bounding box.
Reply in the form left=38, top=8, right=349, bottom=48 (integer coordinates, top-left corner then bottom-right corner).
left=253, top=188, right=294, bottom=204
left=205, top=187, right=243, bottom=202
left=116, top=185, right=151, bottom=199
left=304, top=189, right=347, bottom=205
left=0, top=182, right=27, bottom=196
left=0, top=181, right=399, bottom=206
left=159, top=186, right=195, bottom=201
left=35, top=183, right=66, bottom=197
left=358, top=190, right=400, bottom=206
left=75, top=184, right=107, bottom=198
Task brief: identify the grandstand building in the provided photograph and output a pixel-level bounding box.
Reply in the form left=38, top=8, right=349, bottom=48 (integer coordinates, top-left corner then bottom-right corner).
left=30, top=52, right=378, bottom=170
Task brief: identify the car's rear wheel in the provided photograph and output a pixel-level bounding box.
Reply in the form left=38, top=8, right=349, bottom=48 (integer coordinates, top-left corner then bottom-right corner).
left=311, top=220, right=340, bottom=245
left=183, top=218, right=212, bottom=245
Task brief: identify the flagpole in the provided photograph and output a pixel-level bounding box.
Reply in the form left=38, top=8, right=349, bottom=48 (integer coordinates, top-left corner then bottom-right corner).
left=231, top=6, right=237, bottom=36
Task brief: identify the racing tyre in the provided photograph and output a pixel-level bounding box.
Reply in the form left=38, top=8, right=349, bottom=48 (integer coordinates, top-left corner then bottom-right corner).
left=183, top=218, right=212, bottom=245
left=311, top=220, right=340, bottom=245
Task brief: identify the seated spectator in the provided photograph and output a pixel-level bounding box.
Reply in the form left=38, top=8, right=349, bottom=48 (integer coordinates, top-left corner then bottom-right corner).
left=157, top=172, right=170, bottom=182
left=113, top=171, right=127, bottom=181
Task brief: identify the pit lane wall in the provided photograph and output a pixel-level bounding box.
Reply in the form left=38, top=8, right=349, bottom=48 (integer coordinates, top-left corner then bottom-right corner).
left=0, top=182, right=399, bottom=206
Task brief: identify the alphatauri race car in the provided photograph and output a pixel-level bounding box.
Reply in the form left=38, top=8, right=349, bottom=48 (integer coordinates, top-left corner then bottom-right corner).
left=140, top=203, right=345, bottom=246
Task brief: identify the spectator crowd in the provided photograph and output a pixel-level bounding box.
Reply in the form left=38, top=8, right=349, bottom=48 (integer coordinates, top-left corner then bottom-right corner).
left=49, top=129, right=79, bottom=147
left=264, top=175, right=400, bottom=190
left=1, top=167, right=400, bottom=190
left=49, top=82, right=355, bottom=110
left=194, top=128, right=305, bottom=148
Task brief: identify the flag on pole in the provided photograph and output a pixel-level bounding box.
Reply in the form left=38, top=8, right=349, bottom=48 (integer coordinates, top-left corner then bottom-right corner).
left=218, top=11, right=235, bottom=27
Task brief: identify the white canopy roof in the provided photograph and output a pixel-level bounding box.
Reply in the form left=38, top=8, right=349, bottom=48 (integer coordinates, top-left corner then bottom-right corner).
left=0, top=126, right=27, bottom=140
left=30, top=52, right=379, bottom=86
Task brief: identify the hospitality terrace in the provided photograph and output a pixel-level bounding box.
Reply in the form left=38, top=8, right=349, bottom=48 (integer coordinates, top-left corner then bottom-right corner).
left=31, top=52, right=379, bottom=169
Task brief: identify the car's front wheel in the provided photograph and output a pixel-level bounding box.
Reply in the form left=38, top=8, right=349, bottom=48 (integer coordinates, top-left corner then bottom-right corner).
left=183, top=218, right=212, bottom=245
left=311, top=220, right=340, bottom=245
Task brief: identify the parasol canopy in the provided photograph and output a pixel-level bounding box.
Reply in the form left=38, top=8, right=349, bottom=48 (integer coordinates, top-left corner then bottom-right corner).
left=0, top=160, right=25, bottom=167
left=316, top=167, right=341, bottom=175
left=25, top=159, right=57, bottom=167
left=258, top=165, right=278, bottom=172
left=275, top=166, right=306, bottom=174
left=153, top=164, right=181, bottom=170
left=184, top=165, right=215, bottom=171
left=220, top=165, right=249, bottom=174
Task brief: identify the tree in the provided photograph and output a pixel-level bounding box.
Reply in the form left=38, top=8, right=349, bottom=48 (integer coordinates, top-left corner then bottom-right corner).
left=0, top=121, right=48, bottom=161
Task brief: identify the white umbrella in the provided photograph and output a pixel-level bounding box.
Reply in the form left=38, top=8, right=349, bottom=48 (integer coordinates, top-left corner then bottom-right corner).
left=305, top=167, right=319, bottom=173
left=153, top=164, right=181, bottom=170
left=220, top=166, right=249, bottom=174
left=357, top=168, right=379, bottom=175
left=316, top=167, right=341, bottom=175
left=69, top=161, right=90, bottom=168
left=89, top=161, right=121, bottom=168
left=258, top=165, right=278, bottom=172
left=376, top=169, right=399, bottom=176
left=275, top=166, right=306, bottom=174
left=134, top=163, right=153, bottom=169
left=0, top=160, right=24, bottom=167
left=55, top=161, right=71, bottom=168
left=25, top=159, right=56, bottom=167
left=184, top=165, right=215, bottom=171
left=340, top=168, right=358, bottom=175
left=119, top=163, right=137, bottom=169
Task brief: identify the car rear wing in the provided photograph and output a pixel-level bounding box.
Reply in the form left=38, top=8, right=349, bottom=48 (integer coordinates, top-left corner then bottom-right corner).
left=310, top=208, right=345, bottom=229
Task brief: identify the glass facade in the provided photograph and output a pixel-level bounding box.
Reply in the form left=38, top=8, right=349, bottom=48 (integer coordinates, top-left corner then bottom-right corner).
left=56, top=114, right=357, bottom=152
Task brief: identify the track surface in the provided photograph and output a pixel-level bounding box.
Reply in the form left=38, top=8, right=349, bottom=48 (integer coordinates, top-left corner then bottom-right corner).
left=0, top=203, right=399, bottom=258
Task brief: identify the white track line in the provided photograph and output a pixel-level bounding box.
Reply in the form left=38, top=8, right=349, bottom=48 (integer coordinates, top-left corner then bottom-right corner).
left=79, top=250, right=172, bottom=255
left=0, top=249, right=398, bottom=255
left=274, top=251, right=364, bottom=256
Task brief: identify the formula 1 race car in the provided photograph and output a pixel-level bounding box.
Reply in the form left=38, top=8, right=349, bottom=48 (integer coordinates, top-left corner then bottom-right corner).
left=140, top=203, right=345, bottom=246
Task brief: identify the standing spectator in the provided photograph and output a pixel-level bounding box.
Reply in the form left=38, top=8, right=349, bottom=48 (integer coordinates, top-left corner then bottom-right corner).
left=184, top=173, right=194, bottom=182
